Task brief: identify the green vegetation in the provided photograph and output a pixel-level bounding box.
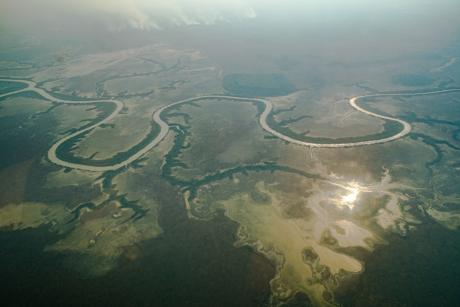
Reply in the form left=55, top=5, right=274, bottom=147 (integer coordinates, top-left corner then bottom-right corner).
left=223, top=73, right=296, bottom=97
left=0, top=80, right=27, bottom=92
left=392, top=73, right=434, bottom=87
left=267, top=110, right=404, bottom=144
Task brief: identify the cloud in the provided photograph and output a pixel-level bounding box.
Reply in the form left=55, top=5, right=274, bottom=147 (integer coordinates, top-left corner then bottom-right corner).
left=104, top=0, right=257, bottom=30
left=0, top=0, right=257, bottom=31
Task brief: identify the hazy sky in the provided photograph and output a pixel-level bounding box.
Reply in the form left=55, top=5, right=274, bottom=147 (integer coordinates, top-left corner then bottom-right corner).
left=1, top=0, right=459, bottom=32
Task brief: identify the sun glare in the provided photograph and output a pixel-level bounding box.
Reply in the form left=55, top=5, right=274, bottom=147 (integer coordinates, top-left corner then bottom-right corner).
left=336, top=182, right=365, bottom=210
left=342, top=188, right=359, bottom=204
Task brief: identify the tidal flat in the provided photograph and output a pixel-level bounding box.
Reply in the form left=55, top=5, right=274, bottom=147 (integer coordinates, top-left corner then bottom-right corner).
left=1, top=4, right=460, bottom=305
